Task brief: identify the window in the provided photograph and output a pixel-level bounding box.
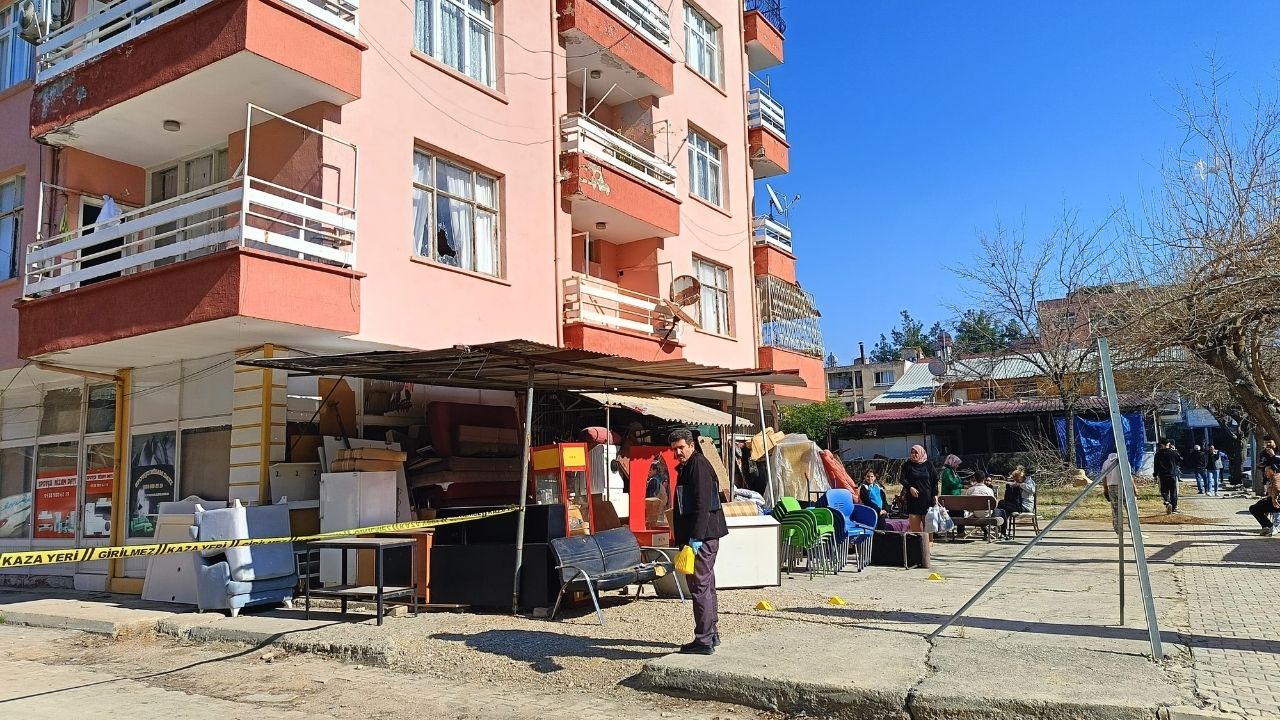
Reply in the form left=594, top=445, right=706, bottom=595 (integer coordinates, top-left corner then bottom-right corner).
left=687, top=130, right=723, bottom=206
left=694, top=257, right=731, bottom=335
left=1, top=2, right=35, bottom=92
left=683, top=3, right=720, bottom=85
left=855, top=372, right=865, bottom=389
left=414, top=0, right=495, bottom=87
left=0, top=445, right=33, bottom=540
left=874, top=370, right=896, bottom=386
left=413, top=149, right=501, bottom=277
left=40, top=387, right=82, bottom=436
left=1, top=174, right=22, bottom=281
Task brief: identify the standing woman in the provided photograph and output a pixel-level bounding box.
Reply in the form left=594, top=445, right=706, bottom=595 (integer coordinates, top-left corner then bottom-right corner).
left=901, top=445, right=938, bottom=543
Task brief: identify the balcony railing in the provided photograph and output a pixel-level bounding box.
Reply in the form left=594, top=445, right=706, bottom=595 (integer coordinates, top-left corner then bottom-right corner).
left=757, top=274, right=823, bottom=358
left=24, top=105, right=357, bottom=298
left=597, top=0, right=671, bottom=51
left=564, top=275, right=678, bottom=340
left=744, top=0, right=786, bottom=34
left=747, top=87, right=786, bottom=140
left=753, top=215, right=792, bottom=253
left=561, top=113, right=677, bottom=196
left=36, top=0, right=359, bottom=82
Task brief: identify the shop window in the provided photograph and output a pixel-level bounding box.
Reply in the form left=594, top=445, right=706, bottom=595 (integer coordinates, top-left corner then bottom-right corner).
left=127, top=431, right=176, bottom=538
left=33, top=441, right=78, bottom=540
left=86, top=384, right=116, bottom=434
left=0, top=445, right=33, bottom=540
left=179, top=426, right=231, bottom=502
left=412, top=149, right=501, bottom=277
left=0, top=173, right=22, bottom=280
left=82, top=442, right=114, bottom=539
left=693, top=257, right=731, bottom=335
left=1, top=386, right=40, bottom=441
left=40, top=387, right=82, bottom=436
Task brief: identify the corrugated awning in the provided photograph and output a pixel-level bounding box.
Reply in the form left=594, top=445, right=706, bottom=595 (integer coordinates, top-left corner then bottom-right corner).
left=240, top=340, right=806, bottom=393
left=580, top=392, right=752, bottom=426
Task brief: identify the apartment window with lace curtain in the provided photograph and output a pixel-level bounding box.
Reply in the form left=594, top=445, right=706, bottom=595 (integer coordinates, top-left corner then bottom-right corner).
left=683, top=3, right=721, bottom=86
left=412, top=149, right=501, bottom=277
left=688, top=130, right=723, bottom=206
left=0, top=174, right=22, bottom=281
left=414, top=0, right=495, bottom=87
left=694, top=257, right=731, bottom=335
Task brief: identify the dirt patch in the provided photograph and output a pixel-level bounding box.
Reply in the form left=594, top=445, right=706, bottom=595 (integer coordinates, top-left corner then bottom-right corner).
left=1138, top=513, right=1217, bottom=525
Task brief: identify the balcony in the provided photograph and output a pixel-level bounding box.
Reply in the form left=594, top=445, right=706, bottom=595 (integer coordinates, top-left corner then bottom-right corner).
left=560, top=113, right=680, bottom=242
left=559, top=0, right=675, bottom=101
left=744, top=0, right=784, bottom=71
left=562, top=275, right=682, bottom=360
left=753, top=215, right=792, bottom=254
left=31, top=0, right=363, bottom=168
left=748, top=87, right=789, bottom=178
left=16, top=107, right=361, bottom=365
left=756, top=274, right=826, bottom=402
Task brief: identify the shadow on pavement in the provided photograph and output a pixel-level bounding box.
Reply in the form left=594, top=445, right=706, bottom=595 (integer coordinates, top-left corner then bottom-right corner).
left=431, top=630, right=674, bottom=673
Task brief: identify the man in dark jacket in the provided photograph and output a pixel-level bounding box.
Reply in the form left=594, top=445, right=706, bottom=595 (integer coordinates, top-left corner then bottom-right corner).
left=670, top=428, right=728, bottom=655
left=1153, top=440, right=1182, bottom=514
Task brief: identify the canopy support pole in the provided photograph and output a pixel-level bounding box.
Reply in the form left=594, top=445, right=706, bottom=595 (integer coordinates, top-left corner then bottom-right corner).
left=757, top=384, right=773, bottom=494
left=729, top=383, right=739, bottom=490
left=604, top=399, right=612, bottom=502
left=512, top=365, right=535, bottom=615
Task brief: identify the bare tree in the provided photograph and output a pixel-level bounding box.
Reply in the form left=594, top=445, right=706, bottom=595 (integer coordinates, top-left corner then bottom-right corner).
left=952, top=209, right=1118, bottom=465
left=1113, top=64, right=1280, bottom=441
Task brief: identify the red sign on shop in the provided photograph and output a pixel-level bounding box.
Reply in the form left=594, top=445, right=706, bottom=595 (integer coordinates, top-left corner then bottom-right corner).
left=33, top=474, right=77, bottom=540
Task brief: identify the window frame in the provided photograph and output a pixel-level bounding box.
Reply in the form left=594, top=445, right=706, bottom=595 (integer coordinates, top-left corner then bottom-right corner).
left=0, top=173, right=23, bottom=281
left=687, top=128, right=724, bottom=207
left=1, top=2, right=35, bottom=92
left=414, top=0, right=497, bottom=88
left=412, top=147, right=503, bottom=278
left=683, top=3, right=721, bottom=86
left=873, top=370, right=896, bottom=386
left=693, top=256, right=732, bottom=336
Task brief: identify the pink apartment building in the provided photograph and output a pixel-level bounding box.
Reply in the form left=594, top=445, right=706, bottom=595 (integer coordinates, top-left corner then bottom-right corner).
left=0, top=0, right=823, bottom=591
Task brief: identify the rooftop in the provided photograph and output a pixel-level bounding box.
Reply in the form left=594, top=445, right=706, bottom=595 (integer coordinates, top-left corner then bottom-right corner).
left=841, top=393, right=1172, bottom=425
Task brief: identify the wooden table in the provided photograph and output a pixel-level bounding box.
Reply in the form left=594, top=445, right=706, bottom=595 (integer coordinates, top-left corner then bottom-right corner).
left=375, top=528, right=434, bottom=603
left=303, top=537, right=418, bottom=625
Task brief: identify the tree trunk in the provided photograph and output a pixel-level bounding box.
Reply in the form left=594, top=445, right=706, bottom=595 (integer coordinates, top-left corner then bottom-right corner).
left=1065, top=408, right=1078, bottom=467
left=1201, top=347, right=1280, bottom=442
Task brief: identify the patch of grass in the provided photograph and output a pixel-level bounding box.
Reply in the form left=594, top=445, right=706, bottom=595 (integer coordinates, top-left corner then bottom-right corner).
left=1035, top=482, right=1164, bottom=521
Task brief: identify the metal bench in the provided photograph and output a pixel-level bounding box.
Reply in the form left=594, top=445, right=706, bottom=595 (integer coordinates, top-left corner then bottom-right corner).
left=548, top=528, right=683, bottom=624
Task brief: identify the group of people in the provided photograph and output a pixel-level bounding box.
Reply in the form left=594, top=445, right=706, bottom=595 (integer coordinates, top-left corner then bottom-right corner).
left=1153, top=440, right=1230, bottom=513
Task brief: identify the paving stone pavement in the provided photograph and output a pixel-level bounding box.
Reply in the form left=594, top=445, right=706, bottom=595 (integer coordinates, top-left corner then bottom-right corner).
left=1173, top=490, right=1280, bottom=719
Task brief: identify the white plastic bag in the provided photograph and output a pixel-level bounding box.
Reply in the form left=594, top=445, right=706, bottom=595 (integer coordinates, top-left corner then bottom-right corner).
left=924, top=504, right=944, bottom=534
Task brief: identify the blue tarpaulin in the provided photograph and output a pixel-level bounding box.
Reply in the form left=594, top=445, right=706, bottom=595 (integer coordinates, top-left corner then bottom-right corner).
left=1055, top=412, right=1146, bottom=474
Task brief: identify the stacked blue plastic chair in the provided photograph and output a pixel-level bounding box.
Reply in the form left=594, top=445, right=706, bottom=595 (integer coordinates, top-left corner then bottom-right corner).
left=848, top=504, right=879, bottom=570
left=819, top=489, right=858, bottom=569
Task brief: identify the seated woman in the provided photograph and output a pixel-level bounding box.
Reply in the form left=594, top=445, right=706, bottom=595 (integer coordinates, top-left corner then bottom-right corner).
left=858, top=468, right=889, bottom=529
left=940, top=455, right=964, bottom=495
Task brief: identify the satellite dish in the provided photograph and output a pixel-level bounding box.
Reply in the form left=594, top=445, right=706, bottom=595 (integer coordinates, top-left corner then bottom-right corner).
left=669, top=275, right=702, bottom=307
left=18, top=0, right=44, bottom=45
left=765, top=184, right=783, bottom=214
left=927, top=357, right=947, bottom=377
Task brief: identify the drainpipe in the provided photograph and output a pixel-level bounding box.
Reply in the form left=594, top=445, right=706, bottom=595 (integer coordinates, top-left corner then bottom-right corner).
left=550, top=0, right=564, bottom=346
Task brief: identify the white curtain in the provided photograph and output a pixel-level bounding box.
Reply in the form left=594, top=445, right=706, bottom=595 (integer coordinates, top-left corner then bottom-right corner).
left=412, top=152, right=432, bottom=256
left=466, top=0, right=492, bottom=83
left=436, top=161, right=472, bottom=268
left=473, top=175, right=497, bottom=275
left=414, top=0, right=433, bottom=53
left=440, top=0, right=465, bottom=73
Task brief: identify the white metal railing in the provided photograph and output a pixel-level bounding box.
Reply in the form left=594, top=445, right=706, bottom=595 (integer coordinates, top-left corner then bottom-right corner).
left=597, top=0, right=671, bottom=51
left=561, top=113, right=677, bottom=195
left=24, top=105, right=357, bottom=298
left=753, top=215, right=792, bottom=253
left=36, top=0, right=359, bottom=82
left=747, top=87, right=786, bottom=140
left=563, top=275, right=677, bottom=339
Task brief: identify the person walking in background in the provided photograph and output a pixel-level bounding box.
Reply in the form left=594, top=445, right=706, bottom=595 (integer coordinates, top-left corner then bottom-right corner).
left=1206, top=444, right=1223, bottom=496
left=668, top=428, right=728, bottom=655
left=1247, top=460, right=1280, bottom=536
left=900, top=445, right=938, bottom=547
left=1189, top=445, right=1209, bottom=495
left=1154, top=440, right=1182, bottom=514
left=940, top=454, right=964, bottom=496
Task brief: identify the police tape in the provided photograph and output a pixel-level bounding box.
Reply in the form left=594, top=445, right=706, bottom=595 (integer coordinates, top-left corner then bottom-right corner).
left=0, top=506, right=521, bottom=569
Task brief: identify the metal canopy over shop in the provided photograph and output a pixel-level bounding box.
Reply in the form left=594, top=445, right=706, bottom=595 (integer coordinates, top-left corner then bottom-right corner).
left=579, top=392, right=752, bottom=427
left=241, top=340, right=806, bottom=391
left=240, top=339, right=805, bottom=614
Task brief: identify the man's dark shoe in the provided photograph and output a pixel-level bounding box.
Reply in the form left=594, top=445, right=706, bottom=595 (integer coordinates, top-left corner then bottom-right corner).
left=713, top=634, right=721, bottom=647
left=678, top=642, right=715, bottom=655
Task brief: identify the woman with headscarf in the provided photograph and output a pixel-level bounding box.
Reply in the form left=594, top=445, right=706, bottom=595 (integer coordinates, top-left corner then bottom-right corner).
left=940, top=454, right=964, bottom=496
left=900, top=445, right=938, bottom=539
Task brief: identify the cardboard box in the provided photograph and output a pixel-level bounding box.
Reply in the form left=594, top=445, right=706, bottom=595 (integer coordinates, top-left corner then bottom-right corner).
left=290, top=435, right=323, bottom=463
left=336, top=448, right=408, bottom=463
left=331, top=458, right=404, bottom=473
left=590, top=493, right=621, bottom=531
left=645, top=498, right=667, bottom=529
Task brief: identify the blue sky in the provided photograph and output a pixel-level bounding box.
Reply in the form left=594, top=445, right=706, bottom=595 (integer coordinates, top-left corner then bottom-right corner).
left=768, top=1, right=1280, bottom=364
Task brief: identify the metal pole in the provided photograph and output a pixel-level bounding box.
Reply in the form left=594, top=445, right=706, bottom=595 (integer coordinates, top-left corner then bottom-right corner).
left=512, top=365, right=535, bottom=615
left=729, top=383, right=739, bottom=489
left=928, top=472, right=1105, bottom=640
left=756, top=384, right=773, bottom=497
left=1106, top=456, right=1125, bottom=625
left=604, top=400, right=611, bottom=502
left=1098, top=337, right=1163, bottom=661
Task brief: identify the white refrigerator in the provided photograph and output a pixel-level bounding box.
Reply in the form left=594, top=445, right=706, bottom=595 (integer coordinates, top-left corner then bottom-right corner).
left=319, top=472, right=398, bottom=587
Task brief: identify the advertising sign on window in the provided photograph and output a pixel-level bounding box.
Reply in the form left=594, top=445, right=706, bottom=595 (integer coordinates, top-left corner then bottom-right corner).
left=33, top=473, right=77, bottom=539
left=82, top=470, right=113, bottom=539
left=128, top=432, right=175, bottom=538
